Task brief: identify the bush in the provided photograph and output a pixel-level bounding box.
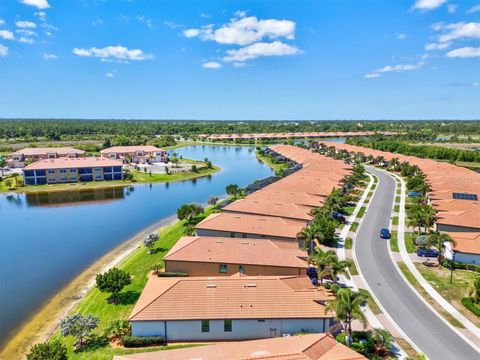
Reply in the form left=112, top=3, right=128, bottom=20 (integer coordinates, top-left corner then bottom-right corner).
left=26, top=340, right=68, bottom=360
left=156, top=271, right=188, bottom=277
left=121, top=335, right=165, bottom=348
left=335, top=333, right=346, bottom=344
left=441, top=260, right=480, bottom=273
left=462, top=297, right=480, bottom=316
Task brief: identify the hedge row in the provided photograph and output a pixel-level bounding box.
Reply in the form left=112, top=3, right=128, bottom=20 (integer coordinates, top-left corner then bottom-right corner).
left=440, top=260, right=480, bottom=273
left=156, top=271, right=188, bottom=277
left=461, top=298, right=480, bottom=317
left=121, top=336, right=165, bottom=348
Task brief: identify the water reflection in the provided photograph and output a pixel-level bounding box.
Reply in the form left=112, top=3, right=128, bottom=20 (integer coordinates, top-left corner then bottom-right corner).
left=26, top=187, right=125, bottom=207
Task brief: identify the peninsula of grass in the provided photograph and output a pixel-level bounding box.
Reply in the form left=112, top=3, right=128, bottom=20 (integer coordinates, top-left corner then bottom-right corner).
left=255, top=150, right=288, bottom=174
left=0, top=161, right=220, bottom=194
left=46, top=208, right=216, bottom=359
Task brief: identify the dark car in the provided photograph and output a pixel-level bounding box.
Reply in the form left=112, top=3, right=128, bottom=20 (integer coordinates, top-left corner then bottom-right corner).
left=380, top=228, right=391, bottom=239
left=332, top=211, right=346, bottom=223
left=416, top=248, right=439, bottom=258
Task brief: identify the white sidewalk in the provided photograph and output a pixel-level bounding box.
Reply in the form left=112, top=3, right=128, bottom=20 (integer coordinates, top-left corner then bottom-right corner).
left=383, top=170, right=480, bottom=345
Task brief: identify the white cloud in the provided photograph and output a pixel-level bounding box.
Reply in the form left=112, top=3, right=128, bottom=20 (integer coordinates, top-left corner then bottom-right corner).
left=396, top=33, right=406, bottom=40
left=0, top=20, right=4, bottom=26
left=92, top=18, right=103, bottom=26
left=0, top=44, right=8, bottom=56
left=105, top=72, right=114, bottom=77
left=202, top=61, right=222, bottom=69
left=372, top=62, right=424, bottom=74
left=19, top=36, right=34, bottom=44
left=184, top=15, right=296, bottom=46
left=43, top=53, right=57, bottom=60
left=136, top=15, right=153, bottom=29
left=16, top=20, right=37, bottom=29
left=183, top=28, right=200, bottom=38
left=364, top=73, right=380, bottom=79
left=20, top=0, right=50, bottom=9
left=16, top=29, right=36, bottom=36
left=467, top=5, right=480, bottom=13
left=72, top=45, right=153, bottom=61
left=436, top=22, right=480, bottom=42
left=35, top=11, right=47, bottom=20
left=447, top=4, right=458, bottom=13
left=234, top=10, right=247, bottom=18
left=425, top=42, right=451, bottom=50
left=223, top=40, right=302, bottom=62
left=0, top=30, right=14, bottom=40
left=473, top=82, right=479, bottom=86
left=164, top=21, right=183, bottom=29
left=412, top=0, right=447, bottom=11
left=446, top=46, right=480, bottom=58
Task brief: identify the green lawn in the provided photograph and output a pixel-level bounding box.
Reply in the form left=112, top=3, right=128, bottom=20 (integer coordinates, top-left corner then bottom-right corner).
left=345, top=237, right=353, bottom=249
left=370, top=183, right=377, bottom=190
left=348, top=260, right=358, bottom=275
left=394, top=205, right=400, bottom=213
left=415, top=263, right=480, bottom=326
left=358, top=289, right=381, bottom=315
left=397, top=263, right=464, bottom=328
left=357, top=206, right=366, bottom=218
left=350, top=222, right=359, bottom=232
left=395, top=196, right=400, bottom=203
left=405, top=233, right=416, bottom=253
left=49, top=208, right=215, bottom=359
left=390, top=231, right=399, bottom=252
left=255, top=151, right=287, bottom=174
left=392, top=216, right=399, bottom=226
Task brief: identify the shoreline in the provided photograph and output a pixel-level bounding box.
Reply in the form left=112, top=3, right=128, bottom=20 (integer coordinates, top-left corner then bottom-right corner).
left=0, top=214, right=178, bottom=360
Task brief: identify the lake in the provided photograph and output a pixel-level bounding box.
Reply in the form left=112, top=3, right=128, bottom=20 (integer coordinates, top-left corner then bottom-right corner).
left=0, top=145, right=273, bottom=348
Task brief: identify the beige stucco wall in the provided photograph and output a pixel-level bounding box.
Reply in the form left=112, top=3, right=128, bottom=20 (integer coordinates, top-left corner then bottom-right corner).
left=165, top=260, right=306, bottom=276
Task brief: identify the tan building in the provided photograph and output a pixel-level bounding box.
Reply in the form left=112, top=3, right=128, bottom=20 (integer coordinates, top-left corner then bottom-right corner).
left=113, top=333, right=366, bottom=360
left=163, top=236, right=308, bottom=276
left=129, top=275, right=334, bottom=341
left=8, top=147, right=85, bottom=168
left=100, top=145, right=168, bottom=164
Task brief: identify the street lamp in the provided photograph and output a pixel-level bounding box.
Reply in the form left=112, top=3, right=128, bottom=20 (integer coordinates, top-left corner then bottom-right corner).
left=444, top=242, right=455, bottom=285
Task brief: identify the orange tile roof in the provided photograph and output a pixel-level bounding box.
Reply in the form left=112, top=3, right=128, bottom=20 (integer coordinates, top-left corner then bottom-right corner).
left=202, top=131, right=394, bottom=141
left=164, top=236, right=308, bottom=268
left=195, top=212, right=306, bottom=239
left=24, top=157, right=123, bottom=170
left=446, top=232, right=480, bottom=254
left=224, top=198, right=314, bottom=221
left=129, top=275, right=333, bottom=322
left=10, top=147, right=85, bottom=156
left=248, top=189, right=326, bottom=207
left=100, top=145, right=165, bottom=154
left=113, top=333, right=366, bottom=360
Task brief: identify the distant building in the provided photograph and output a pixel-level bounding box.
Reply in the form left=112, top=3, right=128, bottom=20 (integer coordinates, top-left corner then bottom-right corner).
left=8, top=147, right=85, bottom=168
left=100, top=146, right=168, bottom=164
left=129, top=275, right=334, bottom=341
left=23, top=157, right=123, bottom=185
left=163, top=236, right=308, bottom=276
left=113, top=333, right=366, bottom=360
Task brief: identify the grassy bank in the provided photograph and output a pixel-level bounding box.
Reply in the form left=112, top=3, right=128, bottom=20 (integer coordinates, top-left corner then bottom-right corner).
left=0, top=163, right=220, bottom=194
left=255, top=151, right=287, bottom=174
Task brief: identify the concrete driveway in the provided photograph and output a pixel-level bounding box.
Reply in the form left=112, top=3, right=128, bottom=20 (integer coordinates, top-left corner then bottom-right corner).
left=354, top=166, right=479, bottom=360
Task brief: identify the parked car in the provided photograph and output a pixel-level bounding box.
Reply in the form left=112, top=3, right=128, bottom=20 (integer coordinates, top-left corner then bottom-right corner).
left=332, top=211, right=346, bottom=223
left=408, top=191, right=422, bottom=197
left=416, top=248, right=439, bottom=258
left=380, top=228, right=391, bottom=239
left=346, top=201, right=356, bottom=207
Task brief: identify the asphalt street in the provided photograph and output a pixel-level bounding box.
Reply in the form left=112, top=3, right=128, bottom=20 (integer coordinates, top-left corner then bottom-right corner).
left=354, top=166, right=479, bottom=360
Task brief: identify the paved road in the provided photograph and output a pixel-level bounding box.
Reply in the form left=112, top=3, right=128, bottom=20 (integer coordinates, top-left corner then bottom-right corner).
left=355, top=167, right=479, bottom=360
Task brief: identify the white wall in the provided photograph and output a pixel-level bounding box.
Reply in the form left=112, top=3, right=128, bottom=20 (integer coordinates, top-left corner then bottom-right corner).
left=131, top=318, right=330, bottom=341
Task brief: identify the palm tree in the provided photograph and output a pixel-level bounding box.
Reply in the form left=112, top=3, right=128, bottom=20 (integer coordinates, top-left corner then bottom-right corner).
left=0, top=156, right=6, bottom=176
left=297, top=225, right=321, bottom=250
left=427, top=232, right=456, bottom=260
left=308, top=246, right=336, bottom=284
left=468, top=274, right=480, bottom=303
left=371, top=328, right=394, bottom=357
left=325, top=255, right=352, bottom=285
left=11, top=173, right=20, bottom=187
left=326, top=288, right=367, bottom=345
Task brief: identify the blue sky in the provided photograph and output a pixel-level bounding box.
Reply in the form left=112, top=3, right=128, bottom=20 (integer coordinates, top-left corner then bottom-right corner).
left=0, top=0, right=479, bottom=120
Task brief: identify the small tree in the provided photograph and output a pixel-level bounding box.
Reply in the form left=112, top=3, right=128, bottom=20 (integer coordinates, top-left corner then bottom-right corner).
left=96, top=268, right=132, bottom=304
left=104, top=319, right=131, bottom=340
left=371, top=328, right=394, bottom=357
left=143, top=233, right=159, bottom=254
left=26, top=340, right=68, bottom=360
left=226, top=184, right=239, bottom=197
left=468, top=274, right=480, bottom=303
left=207, top=195, right=219, bottom=207
left=191, top=164, right=198, bottom=173
left=177, top=203, right=204, bottom=223
left=5, top=179, right=12, bottom=189
left=60, top=313, right=98, bottom=348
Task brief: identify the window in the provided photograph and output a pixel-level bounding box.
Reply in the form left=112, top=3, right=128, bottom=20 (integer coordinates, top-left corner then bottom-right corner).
left=219, top=264, right=228, bottom=274
left=224, top=320, right=232, bottom=332
left=95, top=175, right=103, bottom=180
left=257, top=319, right=265, bottom=322
left=48, top=170, right=55, bottom=174
left=71, top=177, right=77, bottom=181
left=230, top=232, right=235, bottom=238
left=242, top=233, right=247, bottom=238
left=60, top=169, right=67, bottom=173
left=95, top=167, right=102, bottom=172
left=452, top=192, right=478, bottom=201
left=239, top=265, right=245, bottom=274
left=201, top=320, right=209, bottom=332
left=70, top=169, right=77, bottom=173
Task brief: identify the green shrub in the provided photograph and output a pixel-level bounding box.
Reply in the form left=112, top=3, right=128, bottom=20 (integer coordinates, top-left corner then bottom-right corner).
left=462, top=297, right=480, bottom=316
left=122, top=335, right=165, bottom=348
left=156, top=271, right=188, bottom=277
left=441, top=260, right=480, bottom=273
left=336, top=333, right=346, bottom=344
left=26, top=340, right=68, bottom=360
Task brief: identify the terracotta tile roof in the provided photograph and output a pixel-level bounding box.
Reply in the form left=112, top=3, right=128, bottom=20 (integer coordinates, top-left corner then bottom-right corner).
left=322, top=141, right=480, bottom=252
left=195, top=212, right=306, bottom=239
left=24, top=157, right=123, bottom=170
left=164, top=236, right=308, bottom=268
left=113, top=333, right=366, bottom=360
left=129, top=275, right=333, bottom=322
left=10, top=147, right=85, bottom=156
left=100, top=145, right=165, bottom=154
left=201, top=131, right=394, bottom=141
left=446, top=232, right=480, bottom=254
left=224, top=198, right=314, bottom=221
left=248, top=189, right=326, bottom=207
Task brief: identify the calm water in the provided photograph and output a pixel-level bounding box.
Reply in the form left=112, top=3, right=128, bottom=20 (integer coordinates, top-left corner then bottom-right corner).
left=0, top=145, right=273, bottom=346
